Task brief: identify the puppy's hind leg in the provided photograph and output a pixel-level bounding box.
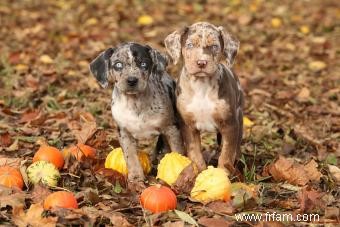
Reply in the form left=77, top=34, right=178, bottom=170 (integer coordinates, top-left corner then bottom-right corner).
left=218, top=125, right=239, bottom=174
left=152, top=135, right=171, bottom=164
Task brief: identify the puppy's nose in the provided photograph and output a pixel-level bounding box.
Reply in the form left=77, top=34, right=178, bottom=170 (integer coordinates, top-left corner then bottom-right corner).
left=197, top=60, right=207, bottom=69
left=127, top=77, right=138, bottom=86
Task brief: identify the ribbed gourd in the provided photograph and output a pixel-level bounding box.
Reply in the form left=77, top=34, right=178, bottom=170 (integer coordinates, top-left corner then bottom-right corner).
left=27, top=161, right=61, bottom=187
left=157, top=152, right=196, bottom=185
left=105, top=147, right=151, bottom=176
left=190, top=166, right=231, bottom=204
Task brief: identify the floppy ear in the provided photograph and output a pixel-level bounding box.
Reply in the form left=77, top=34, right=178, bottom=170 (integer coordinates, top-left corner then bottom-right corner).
left=147, top=46, right=168, bottom=73
left=218, top=26, right=240, bottom=67
left=89, top=47, right=115, bottom=88
left=164, top=27, right=188, bottom=65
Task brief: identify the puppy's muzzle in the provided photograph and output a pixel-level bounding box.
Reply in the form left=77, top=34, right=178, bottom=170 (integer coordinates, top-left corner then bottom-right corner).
left=127, top=77, right=139, bottom=87
left=197, top=60, right=208, bottom=69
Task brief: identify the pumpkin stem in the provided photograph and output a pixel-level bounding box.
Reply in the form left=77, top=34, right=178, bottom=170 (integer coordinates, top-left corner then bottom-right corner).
left=155, top=184, right=162, bottom=189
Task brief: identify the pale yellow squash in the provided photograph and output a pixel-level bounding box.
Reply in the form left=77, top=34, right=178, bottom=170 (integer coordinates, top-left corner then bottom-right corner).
left=190, top=166, right=231, bottom=204
left=105, top=147, right=151, bottom=176
left=157, top=152, right=196, bottom=185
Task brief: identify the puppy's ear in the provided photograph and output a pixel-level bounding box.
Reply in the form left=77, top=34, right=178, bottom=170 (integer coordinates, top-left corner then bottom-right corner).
left=164, top=27, right=188, bottom=65
left=147, top=46, right=168, bottom=73
left=89, top=47, right=115, bottom=88
left=218, top=26, right=240, bottom=67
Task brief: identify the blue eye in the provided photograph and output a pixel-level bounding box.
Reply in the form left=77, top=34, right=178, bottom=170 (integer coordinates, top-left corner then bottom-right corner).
left=187, top=43, right=194, bottom=49
left=211, top=45, right=219, bottom=51
left=114, top=62, right=123, bottom=70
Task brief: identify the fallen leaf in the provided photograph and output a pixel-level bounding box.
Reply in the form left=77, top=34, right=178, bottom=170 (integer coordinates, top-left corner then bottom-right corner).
left=19, top=109, right=41, bottom=123
left=174, top=210, right=198, bottom=226
left=5, top=138, right=19, bottom=152
left=324, top=207, right=340, bottom=219
left=109, top=213, right=133, bottom=227
left=31, top=184, right=51, bottom=204
left=243, top=117, right=254, bottom=127
left=297, top=187, right=325, bottom=213
left=173, top=163, right=198, bottom=194
left=163, top=221, right=185, bottom=227
left=198, top=216, right=232, bottom=227
left=255, top=221, right=285, bottom=227
left=300, top=25, right=310, bottom=34
left=84, top=17, right=98, bottom=26
left=238, top=14, right=252, bottom=25
left=303, top=160, right=323, bottom=182
left=0, top=185, right=26, bottom=209
left=328, top=164, right=340, bottom=183
left=137, top=15, right=154, bottom=26
left=267, top=156, right=322, bottom=186
left=231, top=182, right=259, bottom=210
left=0, top=132, right=12, bottom=147
left=13, top=203, right=57, bottom=227
left=296, top=87, right=310, bottom=102
left=308, top=61, right=326, bottom=72
left=294, top=125, right=322, bottom=145
left=39, top=55, right=54, bottom=64
left=95, top=168, right=127, bottom=188
left=15, top=64, right=29, bottom=72
left=206, top=201, right=235, bottom=215
left=68, top=112, right=97, bottom=144
left=271, top=18, right=282, bottom=28
left=0, top=155, right=23, bottom=168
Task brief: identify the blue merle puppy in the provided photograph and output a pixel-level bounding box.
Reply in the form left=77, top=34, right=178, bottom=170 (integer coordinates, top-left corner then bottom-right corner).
left=89, top=43, right=184, bottom=188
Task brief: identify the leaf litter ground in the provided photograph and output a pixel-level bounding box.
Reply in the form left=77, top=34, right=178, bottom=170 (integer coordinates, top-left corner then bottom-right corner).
left=0, top=0, right=339, bottom=226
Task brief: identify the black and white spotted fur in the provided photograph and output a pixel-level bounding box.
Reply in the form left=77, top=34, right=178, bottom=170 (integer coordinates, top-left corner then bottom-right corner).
left=89, top=43, right=184, bottom=185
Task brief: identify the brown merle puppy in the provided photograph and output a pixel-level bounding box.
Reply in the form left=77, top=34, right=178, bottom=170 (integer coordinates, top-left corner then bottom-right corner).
left=165, top=22, right=243, bottom=174
left=89, top=43, right=184, bottom=187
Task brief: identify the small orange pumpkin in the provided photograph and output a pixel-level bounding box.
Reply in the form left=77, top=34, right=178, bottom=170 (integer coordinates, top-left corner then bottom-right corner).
left=43, top=191, right=78, bottom=210
left=66, top=143, right=96, bottom=161
left=0, top=166, right=24, bottom=190
left=140, top=185, right=177, bottom=213
left=33, top=145, right=64, bottom=169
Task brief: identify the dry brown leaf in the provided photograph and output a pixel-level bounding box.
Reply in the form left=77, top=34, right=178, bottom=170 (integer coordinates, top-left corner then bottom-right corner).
left=231, top=182, right=259, bottom=210
left=82, top=206, right=132, bottom=226
left=268, top=156, right=322, bottom=186
left=297, top=187, right=325, bottom=213
left=5, top=138, right=19, bottom=152
left=68, top=112, right=97, bottom=144
left=324, top=207, right=340, bottom=219
left=206, top=201, right=235, bottom=215
left=95, top=168, right=127, bottom=188
left=12, top=203, right=57, bottom=227
left=328, top=165, right=340, bottom=183
left=31, top=184, right=51, bottom=204
left=163, top=221, right=185, bottom=227
left=109, top=213, right=134, bottom=227
left=19, top=109, right=41, bottom=123
left=255, top=221, right=285, bottom=227
left=0, top=132, right=12, bottom=147
left=198, top=217, right=233, bottom=227
left=308, top=61, right=326, bottom=72
left=0, top=156, right=22, bottom=168
left=296, top=87, right=310, bottom=102
left=173, top=163, right=198, bottom=194
left=0, top=185, right=26, bottom=209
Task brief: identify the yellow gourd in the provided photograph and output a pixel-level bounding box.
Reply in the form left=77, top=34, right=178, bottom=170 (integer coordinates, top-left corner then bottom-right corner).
left=190, top=166, right=231, bottom=204
left=105, top=147, right=151, bottom=176
left=27, top=161, right=61, bottom=187
left=157, top=152, right=196, bottom=185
